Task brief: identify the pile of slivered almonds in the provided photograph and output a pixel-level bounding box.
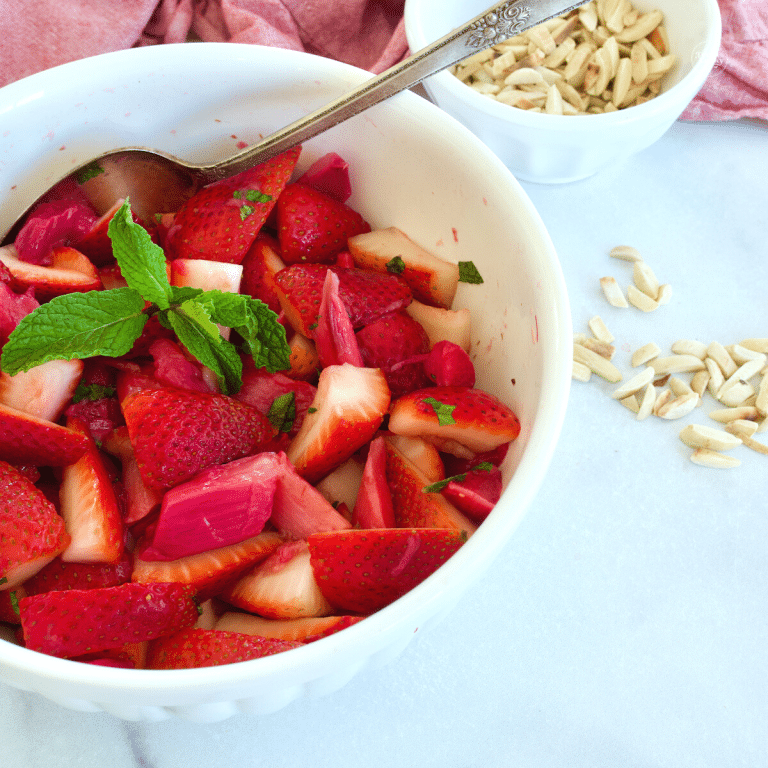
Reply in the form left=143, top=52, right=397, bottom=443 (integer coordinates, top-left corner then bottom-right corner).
left=573, top=246, right=768, bottom=469
left=452, top=0, right=675, bottom=114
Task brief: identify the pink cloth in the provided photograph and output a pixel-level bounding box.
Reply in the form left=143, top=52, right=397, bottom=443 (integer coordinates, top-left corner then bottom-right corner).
left=0, top=0, right=765, bottom=121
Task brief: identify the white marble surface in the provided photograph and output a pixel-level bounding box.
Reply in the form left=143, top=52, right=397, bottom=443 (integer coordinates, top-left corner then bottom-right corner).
left=2, top=117, right=767, bottom=767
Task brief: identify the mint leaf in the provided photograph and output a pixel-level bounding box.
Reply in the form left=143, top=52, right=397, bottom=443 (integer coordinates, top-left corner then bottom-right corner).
left=170, top=286, right=204, bottom=304
left=9, top=590, right=20, bottom=616
left=386, top=256, right=405, bottom=274
left=423, top=473, right=466, bottom=493
left=75, top=162, right=104, bottom=184
left=458, top=261, right=484, bottom=284
left=167, top=300, right=243, bottom=395
left=108, top=201, right=172, bottom=310
left=422, top=396, right=457, bottom=426
left=72, top=383, right=117, bottom=403
left=0, top=289, right=148, bottom=375
left=267, top=391, right=296, bottom=433
left=0, top=577, right=7, bottom=586
left=472, top=461, right=494, bottom=472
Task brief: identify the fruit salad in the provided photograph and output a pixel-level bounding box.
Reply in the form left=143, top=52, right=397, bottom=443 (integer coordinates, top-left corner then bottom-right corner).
left=0, top=146, right=520, bottom=670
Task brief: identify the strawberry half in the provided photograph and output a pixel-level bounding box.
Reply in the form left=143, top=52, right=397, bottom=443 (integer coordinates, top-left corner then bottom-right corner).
left=0, top=358, right=83, bottom=422
left=216, top=612, right=364, bottom=643
left=276, top=183, right=370, bottom=264
left=0, top=460, right=70, bottom=590
left=146, top=627, right=302, bottom=670
left=307, top=528, right=466, bottom=615
left=170, top=147, right=301, bottom=264
left=118, top=373, right=277, bottom=489
left=23, top=552, right=133, bottom=596
left=19, top=581, right=200, bottom=658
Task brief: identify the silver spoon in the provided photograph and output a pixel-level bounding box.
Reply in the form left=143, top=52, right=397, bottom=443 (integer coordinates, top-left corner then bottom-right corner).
left=2, top=0, right=584, bottom=240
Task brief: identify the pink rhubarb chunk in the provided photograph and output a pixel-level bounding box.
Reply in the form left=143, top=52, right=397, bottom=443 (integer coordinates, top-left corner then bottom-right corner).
left=297, top=152, right=352, bottom=202
left=313, top=269, right=363, bottom=368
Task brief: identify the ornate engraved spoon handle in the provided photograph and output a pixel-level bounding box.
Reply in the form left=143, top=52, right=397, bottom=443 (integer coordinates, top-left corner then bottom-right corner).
left=204, top=0, right=586, bottom=180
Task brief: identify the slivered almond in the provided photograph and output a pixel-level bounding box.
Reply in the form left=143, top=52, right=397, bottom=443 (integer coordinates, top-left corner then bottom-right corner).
left=756, top=372, right=768, bottom=415
left=735, top=433, right=768, bottom=457
left=632, top=260, right=660, bottom=299
left=580, top=337, right=615, bottom=359
left=588, top=315, right=614, bottom=343
left=717, top=380, right=754, bottom=408
left=636, top=382, right=655, bottom=420
left=705, top=357, right=725, bottom=396
left=626, top=284, right=658, bottom=311
left=616, top=10, right=663, bottom=43
left=609, top=245, right=642, bottom=262
left=679, top=424, right=742, bottom=452
left=632, top=342, right=660, bottom=367
left=600, top=276, right=629, bottom=307
left=611, top=365, right=654, bottom=399
left=650, top=354, right=706, bottom=376
left=573, top=342, right=623, bottom=382
left=572, top=360, right=592, bottom=382
left=690, top=370, right=710, bottom=399
left=690, top=448, right=740, bottom=469
left=725, top=420, right=759, bottom=438
left=652, top=388, right=672, bottom=416
left=706, top=342, right=737, bottom=377
left=656, top=284, right=673, bottom=305
left=620, top=394, right=640, bottom=413
left=729, top=344, right=767, bottom=365
left=708, top=406, right=760, bottom=423
left=739, top=338, right=768, bottom=355
left=671, top=339, right=707, bottom=359
left=656, top=392, right=698, bottom=419
left=668, top=376, right=693, bottom=398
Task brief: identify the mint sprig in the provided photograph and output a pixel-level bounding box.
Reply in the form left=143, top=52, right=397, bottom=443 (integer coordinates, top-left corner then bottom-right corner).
left=0, top=200, right=290, bottom=395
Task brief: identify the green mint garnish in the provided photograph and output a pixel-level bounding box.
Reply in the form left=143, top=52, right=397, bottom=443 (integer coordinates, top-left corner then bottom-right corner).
left=472, top=461, right=494, bottom=472
left=9, top=590, right=20, bottom=616
left=233, top=189, right=272, bottom=204
left=307, top=406, right=317, bottom=414
left=72, top=383, right=117, bottom=403
left=423, top=396, right=457, bottom=426
left=240, top=205, right=255, bottom=221
left=0, top=200, right=290, bottom=395
left=422, top=462, right=495, bottom=494
left=267, top=392, right=296, bottom=433
left=0, top=577, right=7, bottom=586
left=458, top=261, right=484, bottom=284
left=386, top=256, right=406, bottom=274
left=75, top=162, right=105, bottom=184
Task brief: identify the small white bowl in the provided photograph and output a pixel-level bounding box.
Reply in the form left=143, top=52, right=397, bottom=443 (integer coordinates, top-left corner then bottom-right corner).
left=404, top=0, right=722, bottom=183
left=0, top=43, right=571, bottom=722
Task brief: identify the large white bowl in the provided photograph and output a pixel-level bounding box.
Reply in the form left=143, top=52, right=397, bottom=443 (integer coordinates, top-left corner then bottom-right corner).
left=0, top=43, right=571, bottom=722
left=404, top=0, right=722, bottom=183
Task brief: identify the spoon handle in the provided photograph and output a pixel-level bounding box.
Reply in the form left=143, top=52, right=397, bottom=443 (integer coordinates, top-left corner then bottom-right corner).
left=200, top=0, right=586, bottom=181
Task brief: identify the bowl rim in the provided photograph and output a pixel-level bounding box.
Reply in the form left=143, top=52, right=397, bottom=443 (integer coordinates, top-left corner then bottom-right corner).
left=0, top=42, right=572, bottom=701
left=403, top=0, right=723, bottom=129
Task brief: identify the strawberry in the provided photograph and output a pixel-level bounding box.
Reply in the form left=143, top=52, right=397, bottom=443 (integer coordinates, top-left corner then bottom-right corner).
left=384, top=433, right=444, bottom=483
left=148, top=338, right=214, bottom=393
left=405, top=300, right=471, bottom=351
left=276, top=183, right=370, bottom=264
left=0, top=279, right=38, bottom=347
left=307, top=528, right=466, bottom=615
left=221, top=539, right=333, bottom=619
left=216, top=612, right=364, bottom=643
left=63, top=358, right=124, bottom=443
left=118, top=372, right=277, bottom=489
left=356, top=311, right=431, bottom=397
left=0, top=402, right=89, bottom=466
left=313, top=269, right=363, bottom=368
left=423, top=340, right=476, bottom=387
left=348, top=227, right=460, bottom=309
left=240, top=234, right=286, bottom=314
left=58, top=416, right=125, bottom=564
left=0, top=586, right=24, bottom=623
left=132, top=531, right=284, bottom=601
left=0, top=245, right=102, bottom=300
left=440, top=463, right=503, bottom=524
left=146, top=627, right=302, bottom=670
left=0, top=358, right=83, bottom=422
left=285, top=331, right=320, bottom=381
left=314, top=457, right=364, bottom=514
left=170, top=147, right=301, bottom=264
left=387, top=385, right=521, bottom=455
left=170, top=257, right=243, bottom=294
left=0, top=461, right=70, bottom=590
left=286, top=363, right=391, bottom=483
left=23, top=552, right=133, bottom=596
left=296, top=152, right=352, bottom=202
left=73, top=198, right=150, bottom=266
left=19, top=582, right=200, bottom=658
left=273, top=263, right=412, bottom=337
left=352, top=435, right=395, bottom=529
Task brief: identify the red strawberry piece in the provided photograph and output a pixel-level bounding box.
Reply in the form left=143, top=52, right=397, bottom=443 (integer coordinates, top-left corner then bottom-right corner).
left=308, top=528, right=465, bottom=615
left=0, top=401, right=89, bottom=466
left=74, top=640, right=148, bottom=670
left=442, top=442, right=509, bottom=477
left=352, top=435, right=395, bottom=529
left=148, top=338, right=213, bottom=393
left=240, top=234, right=286, bottom=314
left=313, top=269, right=363, bottom=368
left=296, top=152, right=352, bottom=202
left=0, top=358, right=83, bottom=423
left=146, top=627, right=302, bottom=670
left=216, top=611, right=364, bottom=643
left=273, top=263, right=412, bottom=337
left=0, top=245, right=102, bottom=301
left=0, top=461, right=70, bottom=590
left=424, top=340, right=476, bottom=387
left=14, top=198, right=98, bottom=265
left=388, top=385, right=521, bottom=455
left=441, top=463, right=503, bottom=524
left=276, top=183, right=371, bottom=264
left=132, top=530, right=284, bottom=601
left=335, top=250, right=355, bottom=268
left=170, top=257, right=243, bottom=294
left=356, top=311, right=431, bottom=397
left=65, top=393, right=124, bottom=445
left=23, top=552, right=133, bottom=596
left=221, top=539, right=333, bottom=619
left=0, top=279, right=38, bottom=347
left=58, top=416, right=125, bottom=564
left=0, top=585, right=25, bottom=623
left=137, top=453, right=282, bottom=561
left=73, top=197, right=151, bottom=266
left=19, top=582, right=200, bottom=658
left=118, top=372, right=277, bottom=489
left=171, top=147, right=301, bottom=264
left=287, top=363, right=391, bottom=483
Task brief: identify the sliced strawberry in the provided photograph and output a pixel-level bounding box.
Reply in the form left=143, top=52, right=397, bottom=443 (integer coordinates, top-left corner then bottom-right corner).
left=383, top=436, right=476, bottom=535
left=274, top=263, right=412, bottom=337
left=64, top=362, right=124, bottom=444
left=58, top=416, right=125, bottom=564
left=352, top=436, right=395, bottom=529
left=287, top=363, right=390, bottom=483
left=315, top=457, right=364, bottom=513
left=118, top=372, right=277, bottom=489
left=285, top=331, right=320, bottom=381
left=405, top=300, right=472, bottom=351
left=170, top=258, right=243, bottom=293
left=137, top=453, right=282, bottom=561
left=308, top=528, right=465, bottom=615
left=240, top=234, right=286, bottom=314
left=384, top=433, right=444, bottom=483
left=388, top=385, right=521, bottom=455
left=442, top=443, right=509, bottom=476
left=296, top=152, right=352, bottom=202
left=148, top=338, right=214, bottom=393
left=14, top=198, right=98, bottom=265
left=423, top=340, right=475, bottom=387
left=0, top=585, right=25, bottom=623
left=146, top=627, right=302, bottom=670
left=0, top=279, right=38, bottom=347
left=276, top=183, right=370, bottom=264
left=132, top=531, right=284, bottom=600
left=222, top=539, right=333, bottom=619
left=19, top=582, right=200, bottom=658
left=72, top=640, right=148, bottom=670
left=0, top=461, right=70, bottom=590
left=349, top=227, right=460, bottom=309
left=23, top=552, right=133, bottom=596
left=313, top=269, right=363, bottom=368
left=171, top=147, right=301, bottom=264
left=72, top=197, right=150, bottom=266
left=0, top=358, right=83, bottom=422
left=441, top=463, right=503, bottom=523
left=0, top=402, right=89, bottom=466
left=216, top=612, right=363, bottom=643
left=0, top=245, right=101, bottom=300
